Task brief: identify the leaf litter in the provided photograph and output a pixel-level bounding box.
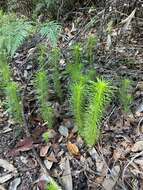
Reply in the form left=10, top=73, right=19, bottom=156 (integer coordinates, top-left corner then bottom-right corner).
left=1, top=2, right=143, bottom=190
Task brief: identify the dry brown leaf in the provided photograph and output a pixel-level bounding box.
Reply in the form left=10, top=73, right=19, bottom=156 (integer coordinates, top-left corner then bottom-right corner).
left=132, top=141, right=143, bottom=152
left=67, top=142, right=79, bottom=156
left=40, top=145, right=50, bottom=157
left=47, top=152, right=58, bottom=163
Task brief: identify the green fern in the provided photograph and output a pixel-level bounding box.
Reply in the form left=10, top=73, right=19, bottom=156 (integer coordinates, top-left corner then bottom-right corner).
left=5, top=82, right=23, bottom=124
left=86, top=35, right=96, bottom=65
left=0, top=11, right=32, bottom=57
left=49, top=47, right=62, bottom=100
left=83, top=79, right=112, bottom=146
left=35, top=70, right=53, bottom=128
left=70, top=78, right=86, bottom=131
left=119, top=79, right=133, bottom=113
left=40, top=21, right=61, bottom=47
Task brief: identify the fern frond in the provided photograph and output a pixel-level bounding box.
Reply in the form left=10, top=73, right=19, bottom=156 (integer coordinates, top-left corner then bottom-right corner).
left=70, top=79, right=86, bottom=131
left=35, top=70, right=54, bottom=127
left=40, top=21, right=61, bottom=47
left=5, top=82, right=23, bottom=124
left=119, top=79, right=133, bottom=113
left=0, top=11, right=32, bottom=56
left=83, top=78, right=112, bottom=146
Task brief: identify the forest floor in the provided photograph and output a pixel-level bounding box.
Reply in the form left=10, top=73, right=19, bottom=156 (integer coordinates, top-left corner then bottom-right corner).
left=0, top=5, right=143, bottom=190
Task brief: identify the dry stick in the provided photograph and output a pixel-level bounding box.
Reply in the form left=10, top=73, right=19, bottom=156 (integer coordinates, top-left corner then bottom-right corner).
left=21, top=76, right=62, bottom=189
left=122, top=151, right=143, bottom=187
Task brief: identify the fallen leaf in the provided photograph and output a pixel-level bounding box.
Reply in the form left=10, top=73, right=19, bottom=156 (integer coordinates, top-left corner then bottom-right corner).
left=47, top=152, right=57, bottom=163
left=8, top=137, right=33, bottom=156
left=61, top=157, right=73, bottom=190
left=102, top=165, right=120, bottom=190
left=40, top=145, right=50, bottom=157
left=0, top=159, right=16, bottom=172
left=44, top=159, right=53, bottom=170
left=0, top=173, right=15, bottom=184
left=132, top=141, right=143, bottom=152
left=121, top=9, right=136, bottom=31
left=58, top=125, right=69, bottom=137
left=67, top=142, right=79, bottom=156
left=9, top=178, right=21, bottom=190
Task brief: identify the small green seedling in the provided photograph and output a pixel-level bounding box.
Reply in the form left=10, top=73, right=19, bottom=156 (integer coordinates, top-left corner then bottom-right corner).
left=38, top=44, right=47, bottom=69
left=35, top=70, right=54, bottom=127
left=70, top=78, right=86, bottom=132
left=119, top=78, right=133, bottom=113
left=83, top=78, right=112, bottom=146
left=49, top=47, right=62, bottom=101
left=5, top=81, right=23, bottom=124
left=46, top=180, right=60, bottom=190
left=42, top=131, right=49, bottom=143
left=71, top=43, right=82, bottom=65
left=86, top=35, right=96, bottom=65
left=0, top=52, right=11, bottom=85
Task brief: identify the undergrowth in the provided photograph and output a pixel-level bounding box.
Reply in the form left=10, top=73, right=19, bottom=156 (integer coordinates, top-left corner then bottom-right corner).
left=119, top=78, right=133, bottom=113
left=5, top=82, right=23, bottom=124
left=86, top=35, right=97, bottom=65
left=49, top=48, right=62, bottom=101
left=83, top=79, right=112, bottom=146
left=35, top=70, right=54, bottom=128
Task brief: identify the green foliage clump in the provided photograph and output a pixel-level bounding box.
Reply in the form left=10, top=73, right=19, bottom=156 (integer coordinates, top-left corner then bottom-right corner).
left=0, top=52, right=11, bottom=86
left=49, top=48, right=62, bottom=100
left=42, top=131, right=49, bottom=142
left=71, top=43, right=82, bottom=65
left=119, top=79, right=133, bottom=113
left=46, top=181, right=59, bottom=190
left=83, top=79, right=112, bottom=146
left=35, top=70, right=53, bottom=128
left=0, top=10, right=32, bottom=56
left=86, top=35, right=96, bottom=65
left=5, top=82, right=23, bottom=124
left=38, top=44, right=47, bottom=68
left=70, top=79, right=86, bottom=131
left=40, top=21, right=61, bottom=47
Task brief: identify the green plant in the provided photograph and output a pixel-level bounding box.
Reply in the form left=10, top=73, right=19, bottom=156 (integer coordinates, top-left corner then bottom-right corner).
left=5, top=81, right=23, bottom=124
left=86, top=35, right=96, bottom=65
left=0, top=10, right=32, bottom=56
left=83, top=79, right=112, bottom=146
left=37, top=44, right=47, bottom=68
left=70, top=78, right=86, bottom=132
left=49, top=48, right=62, bottom=100
left=46, top=181, right=59, bottom=190
left=35, top=70, right=54, bottom=128
left=71, top=43, right=82, bottom=66
left=42, top=131, right=49, bottom=142
left=119, top=79, right=133, bottom=113
left=40, top=21, right=61, bottom=47
left=67, top=62, right=83, bottom=82
left=0, top=52, right=11, bottom=85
